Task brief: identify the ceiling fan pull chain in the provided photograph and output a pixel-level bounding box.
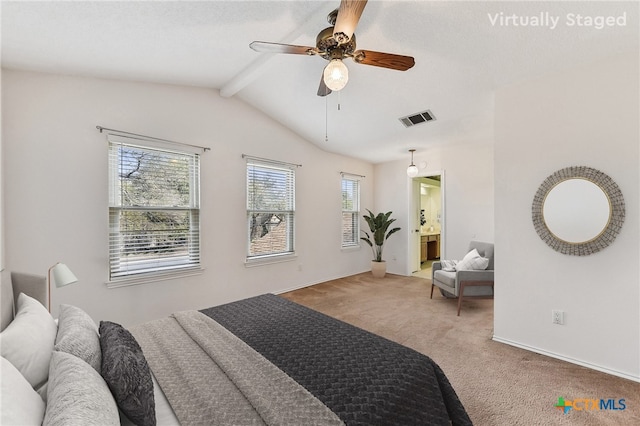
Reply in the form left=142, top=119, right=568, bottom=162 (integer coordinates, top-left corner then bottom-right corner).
left=338, top=91, right=341, bottom=111
left=325, top=96, right=329, bottom=142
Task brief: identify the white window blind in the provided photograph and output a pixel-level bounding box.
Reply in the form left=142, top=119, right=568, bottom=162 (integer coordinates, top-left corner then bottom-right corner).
left=246, top=158, right=295, bottom=259
left=341, top=174, right=360, bottom=247
left=108, top=138, right=200, bottom=280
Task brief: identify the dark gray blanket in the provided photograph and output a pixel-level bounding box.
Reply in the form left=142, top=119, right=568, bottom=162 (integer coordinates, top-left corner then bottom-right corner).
left=201, top=294, right=472, bottom=426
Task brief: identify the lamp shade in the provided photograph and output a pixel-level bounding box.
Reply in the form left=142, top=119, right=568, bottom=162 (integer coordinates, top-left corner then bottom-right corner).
left=406, top=165, right=419, bottom=177
left=51, top=263, right=78, bottom=288
left=323, top=59, right=349, bottom=91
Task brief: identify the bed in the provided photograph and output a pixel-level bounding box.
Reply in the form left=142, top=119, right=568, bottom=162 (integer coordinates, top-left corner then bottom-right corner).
left=0, top=271, right=472, bottom=425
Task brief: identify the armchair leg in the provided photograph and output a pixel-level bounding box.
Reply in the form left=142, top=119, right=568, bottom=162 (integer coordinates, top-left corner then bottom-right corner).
left=430, top=284, right=434, bottom=299
left=457, top=281, right=494, bottom=316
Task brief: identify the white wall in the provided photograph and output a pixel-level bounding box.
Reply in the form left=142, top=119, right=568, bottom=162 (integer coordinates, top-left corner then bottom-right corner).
left=374, top=142, right=494, bottom=275
left=1, top=69, right=374, bottom=326
left=0, top=66, right=3, bottom=272
left=0, top=66, right=4, bottom=290
left=494, top=53, right=640, bottom=380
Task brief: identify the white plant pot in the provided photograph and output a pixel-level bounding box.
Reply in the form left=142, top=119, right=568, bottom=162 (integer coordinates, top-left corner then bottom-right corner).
left=371, top=260, right=387, bottom=278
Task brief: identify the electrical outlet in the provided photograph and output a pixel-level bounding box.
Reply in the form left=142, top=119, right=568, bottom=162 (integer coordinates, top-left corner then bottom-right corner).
left=552, top=310, right=564, bottom=325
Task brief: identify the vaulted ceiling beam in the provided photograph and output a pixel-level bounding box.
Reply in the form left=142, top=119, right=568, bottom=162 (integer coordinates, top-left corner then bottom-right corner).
left=219, top=2, right=329, bottom=98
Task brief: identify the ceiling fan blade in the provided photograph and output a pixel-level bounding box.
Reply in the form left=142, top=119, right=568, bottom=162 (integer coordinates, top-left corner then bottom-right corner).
left=250, top=41, right=318, bottom=55
left=352, top=50, right=415, bottom=71
left=333, top=0, right=368, bottom=45
left=317, top=74, right=332, bottom=97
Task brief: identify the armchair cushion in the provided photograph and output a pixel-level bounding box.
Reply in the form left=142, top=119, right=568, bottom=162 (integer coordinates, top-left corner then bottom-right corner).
left=433, top=270, right=457, bottom=291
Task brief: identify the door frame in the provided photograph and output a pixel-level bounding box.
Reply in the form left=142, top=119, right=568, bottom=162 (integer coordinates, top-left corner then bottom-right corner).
left=408, top=170, right=446, bottom=274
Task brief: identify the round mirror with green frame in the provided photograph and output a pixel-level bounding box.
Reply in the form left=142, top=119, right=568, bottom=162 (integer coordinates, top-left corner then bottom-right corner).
left=532, top=166, right=625, bottom=256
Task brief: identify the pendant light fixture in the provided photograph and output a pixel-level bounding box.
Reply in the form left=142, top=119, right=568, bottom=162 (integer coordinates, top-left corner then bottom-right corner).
left=406, top=149, right=419, bottom=177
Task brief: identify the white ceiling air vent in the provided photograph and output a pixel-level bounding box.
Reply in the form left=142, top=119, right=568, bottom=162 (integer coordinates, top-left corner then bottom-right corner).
left=399, top=110, right=436, bottom=128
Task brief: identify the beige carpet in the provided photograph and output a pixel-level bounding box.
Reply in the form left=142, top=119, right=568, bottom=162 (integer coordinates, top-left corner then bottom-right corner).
left=282, top=273, right=640, bottom=426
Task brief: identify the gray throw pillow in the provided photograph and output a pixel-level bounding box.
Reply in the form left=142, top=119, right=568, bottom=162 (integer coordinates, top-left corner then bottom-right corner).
left=44, top=351, right=119, bottom=426
left=99, top=321, right=156, bottom=426
left=54, top=304, right=101, bottom=372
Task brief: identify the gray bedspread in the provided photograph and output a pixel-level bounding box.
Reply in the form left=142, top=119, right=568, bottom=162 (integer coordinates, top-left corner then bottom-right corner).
left=130, top=310, right=344, bottom=426
left=130, top=294, right=471, bottom=425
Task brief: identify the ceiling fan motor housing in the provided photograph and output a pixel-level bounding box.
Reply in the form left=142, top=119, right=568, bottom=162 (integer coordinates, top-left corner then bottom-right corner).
left=316, top=27, right=356, bottom=61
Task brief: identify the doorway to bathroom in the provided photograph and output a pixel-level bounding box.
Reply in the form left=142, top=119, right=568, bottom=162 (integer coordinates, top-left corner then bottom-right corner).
left=410, top=173, right=444, bottom=279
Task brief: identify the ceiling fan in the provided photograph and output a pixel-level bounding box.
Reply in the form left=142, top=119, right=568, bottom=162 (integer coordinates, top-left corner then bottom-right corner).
left=249, top=0, right=415, bottom=96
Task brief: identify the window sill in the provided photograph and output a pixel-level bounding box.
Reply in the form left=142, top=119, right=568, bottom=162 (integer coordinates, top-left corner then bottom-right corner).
left=245, top=253, right=297, bottom=268
left=106, top=267, right=204, bottom=289
left=341, top=244, right=361, bottom=252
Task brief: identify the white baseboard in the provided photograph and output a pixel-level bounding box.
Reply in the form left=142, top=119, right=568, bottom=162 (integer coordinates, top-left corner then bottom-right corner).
left=274, top=269, right=371, bottom=295
left=492, top=335, right=640, bottom=383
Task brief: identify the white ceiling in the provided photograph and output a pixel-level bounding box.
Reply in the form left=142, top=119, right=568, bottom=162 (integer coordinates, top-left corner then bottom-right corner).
left=2, top=1, right=638, bottom=163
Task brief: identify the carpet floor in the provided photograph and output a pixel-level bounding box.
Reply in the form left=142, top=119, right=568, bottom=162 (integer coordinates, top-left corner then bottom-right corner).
left=281, top=272, right=640, bottom=426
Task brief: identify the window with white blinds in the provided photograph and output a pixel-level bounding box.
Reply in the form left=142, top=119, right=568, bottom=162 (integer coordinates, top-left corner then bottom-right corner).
left=341, top=175, right=360, bottom=247
left=246, top=158, right=295, bottom=260
left=108, top=139, right=200, bottom=280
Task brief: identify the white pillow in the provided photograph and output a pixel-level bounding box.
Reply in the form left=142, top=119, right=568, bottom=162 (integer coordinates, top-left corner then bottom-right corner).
left=0, top=293, right=57, bottom=389
left=439, top=259, right=458, bottom=272
left=455, top=248, right=490, bottom=271
left=44, top=351, right=120, bottom=426
left=0, top=356, right=46, bottom=425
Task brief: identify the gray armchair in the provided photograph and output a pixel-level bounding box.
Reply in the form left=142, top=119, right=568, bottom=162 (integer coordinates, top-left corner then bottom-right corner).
left=430, top=241, right=494, bottom=315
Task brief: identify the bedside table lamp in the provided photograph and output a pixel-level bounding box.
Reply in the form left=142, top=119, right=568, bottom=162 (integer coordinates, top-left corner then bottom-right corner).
left=48, top=262, right=78, bottom=312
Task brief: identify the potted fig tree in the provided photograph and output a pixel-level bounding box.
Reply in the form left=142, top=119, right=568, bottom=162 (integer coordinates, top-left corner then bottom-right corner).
left=361, top=210, right=401, bottom=278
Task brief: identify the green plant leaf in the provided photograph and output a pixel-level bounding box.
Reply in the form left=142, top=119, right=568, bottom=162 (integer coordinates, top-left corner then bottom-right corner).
left=360, top=210, right=401, bottom=262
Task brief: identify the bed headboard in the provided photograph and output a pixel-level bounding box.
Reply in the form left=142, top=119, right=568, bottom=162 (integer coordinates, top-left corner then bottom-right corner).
left=1, top=271, right=47, bottom=331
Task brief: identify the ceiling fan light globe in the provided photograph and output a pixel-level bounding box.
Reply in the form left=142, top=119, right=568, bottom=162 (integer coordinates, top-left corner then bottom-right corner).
left=323, top=59, right=349, bottom=91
